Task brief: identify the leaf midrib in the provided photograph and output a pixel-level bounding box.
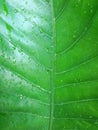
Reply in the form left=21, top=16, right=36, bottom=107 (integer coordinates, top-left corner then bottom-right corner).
left=49, top=0, right=56, bottom=130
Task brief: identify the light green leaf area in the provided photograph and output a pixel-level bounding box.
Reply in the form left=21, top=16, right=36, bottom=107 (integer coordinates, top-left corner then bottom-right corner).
left=0, top=0, right=98, bottom=129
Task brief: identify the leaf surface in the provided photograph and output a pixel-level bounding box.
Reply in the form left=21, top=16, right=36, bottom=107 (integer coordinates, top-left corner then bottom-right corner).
left=0, top=0, right=98, bottom=129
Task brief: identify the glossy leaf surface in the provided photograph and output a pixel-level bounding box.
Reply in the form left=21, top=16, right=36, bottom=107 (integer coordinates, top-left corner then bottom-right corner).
left=0, top=0, right=98, bottom=129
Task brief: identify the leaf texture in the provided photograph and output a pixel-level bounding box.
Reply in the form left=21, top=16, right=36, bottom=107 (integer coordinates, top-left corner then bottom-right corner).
left=0, top=0, right=98, bottom=130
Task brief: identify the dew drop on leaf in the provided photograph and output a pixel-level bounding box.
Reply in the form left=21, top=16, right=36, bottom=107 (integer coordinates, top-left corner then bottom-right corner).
left=25, top=1, right=28, bottom=5
left=75, top=3, right=78, bottom=7
left=88, top=3, right=90, bottom=6
left=13, top=59, right=16, bottom=64
left=19, top=94, right=23, bottom=100
left=39, top=28, right=43, bottom=33
left=12, top=46, right=16, bottom=50
left=95, top=121, right=98, bottom=125
left=14, top=9, right=18, bottom=13
left=73, top=34, right=76, bottom=38
left=90, top=9, right=93, bottom=13
left=37, top=85, right=41, bottom=88
left=18, top=49, right=22, bottom=53
left=84, top=27, right=87, bottom=31
left=84, top=10, right=87, bottom=14
left=60, top=79, right=63, bottom=83
left=78, top=0, right=81, bottom=2
left=21, top=8, right=25, bottom=12
left=89, top=116, right=93, bottom=118
left=46, top=48, right=49, bottom=52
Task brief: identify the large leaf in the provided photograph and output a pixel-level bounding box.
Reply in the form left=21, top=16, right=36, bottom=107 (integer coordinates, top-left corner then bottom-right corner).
left=0, top=0, right=98, bottom=129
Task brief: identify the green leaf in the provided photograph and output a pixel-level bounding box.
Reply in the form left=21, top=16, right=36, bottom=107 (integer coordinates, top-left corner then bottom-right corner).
left=0, top=0, right=98, bottom=129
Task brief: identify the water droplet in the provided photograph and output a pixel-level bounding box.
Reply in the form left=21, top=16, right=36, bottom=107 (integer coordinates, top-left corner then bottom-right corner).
left=55, top=53, right=56, bottom=57
left=18, top=49, right=22, bottom=53
left=84, top=27, right=87, bottom=31
left=3, top=3, right=8, bottom=16
left=80, top=114, right=82, bottom=117
left=88, top=3, right=90, bottom=6
left=75, top=4, right=78, bottom=7
left=90, top=9, right=93, bottom=13
left=37, top=85, right=40, bottom=88
left=46, top=69, right=50, bottom=74
left=73, top=34, right=76, bottom=38
left=14, top=9, right=18, bottom=13
left=39, top=28, right=43, bottom=33
left=32, top=50, right=35, bottom=55
left=32, top=21, right=36, bottom=26
left=13, top=59, right=16, bottom=63
left=78, top=0, right=81, bottom=3
left=50, top=45, right=54, bottom=48
left=84, top=10, right=87, bottom=14
left=19, top=94, right=23, bottom=99
left=60, top=79, right=63, bottom=82
left=25, top=1, right=28, bottom=5
left=89, top=116, right=93, bottom=118
left=12, top=46, right=16, bottom=50
left=47, top=49, right=49, bottom=53
left=21, top=8, right=25, bottom=12
left=88, top=37, right=91, bottom=40
left=95, top=121, right=98, bottom=125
